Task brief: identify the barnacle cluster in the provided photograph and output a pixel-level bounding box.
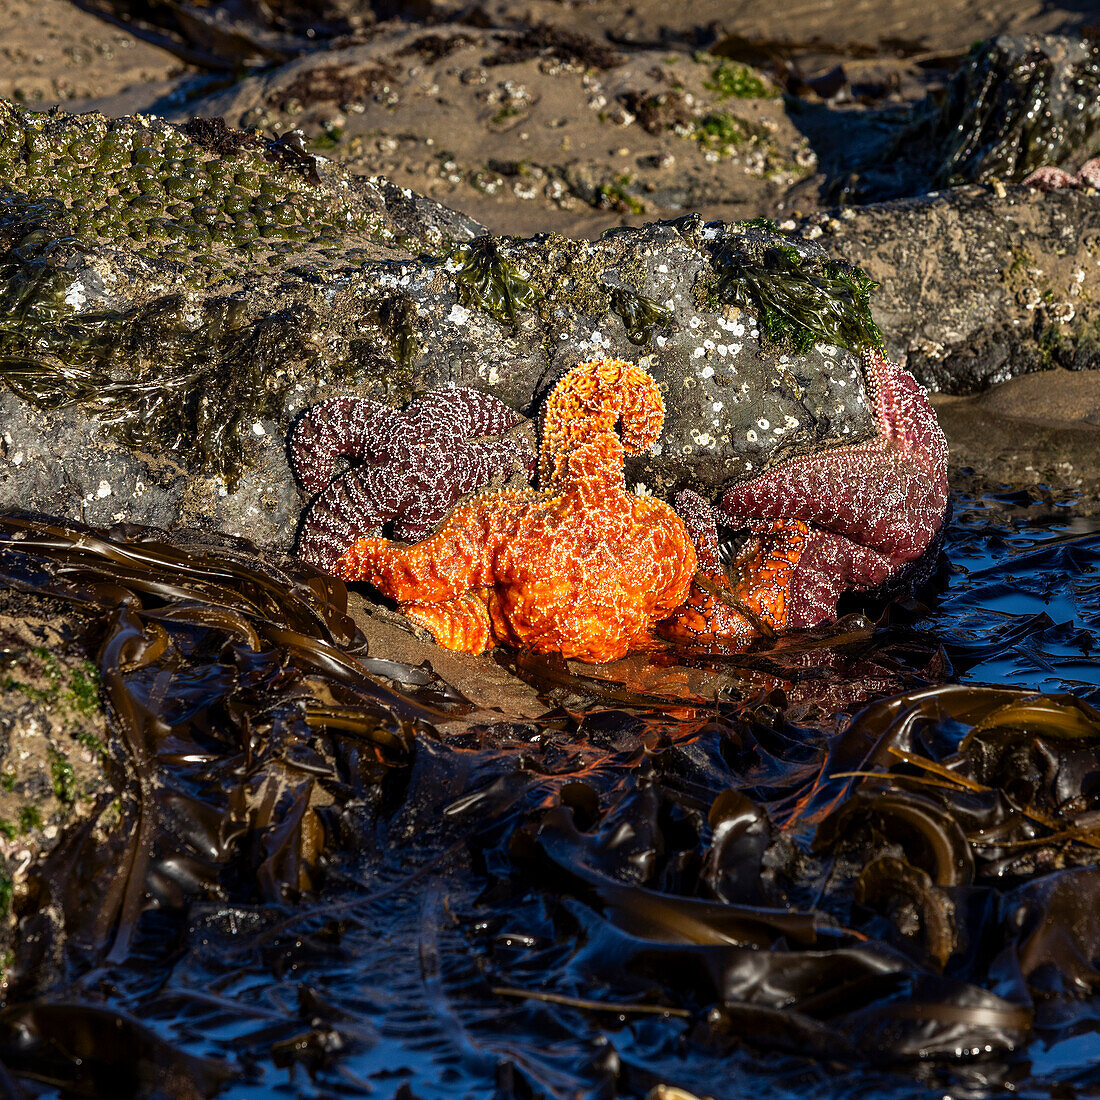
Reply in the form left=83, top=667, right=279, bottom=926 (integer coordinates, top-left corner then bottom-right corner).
left=708, top=225, right=884, bottom=356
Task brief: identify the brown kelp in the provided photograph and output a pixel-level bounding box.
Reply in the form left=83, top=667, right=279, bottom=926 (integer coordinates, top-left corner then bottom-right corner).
left=0, top=512, right=467, bottom=997
left=0, top=500, right=1097, bottom=1097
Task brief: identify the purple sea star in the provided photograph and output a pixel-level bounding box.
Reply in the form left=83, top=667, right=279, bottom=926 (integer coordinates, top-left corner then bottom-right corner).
left=664, top=350, right=949, bottom=642
left=290, top=387, right=537, bottom=572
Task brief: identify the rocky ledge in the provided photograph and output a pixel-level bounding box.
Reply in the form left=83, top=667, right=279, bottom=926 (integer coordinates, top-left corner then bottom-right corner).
left=1, top=100, right=1098, bottom=552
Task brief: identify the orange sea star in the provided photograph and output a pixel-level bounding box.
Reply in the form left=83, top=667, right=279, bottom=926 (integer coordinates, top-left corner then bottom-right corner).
left=335, top=359, right=697, bottom=662
left=658, top=488, right=809, bottom=645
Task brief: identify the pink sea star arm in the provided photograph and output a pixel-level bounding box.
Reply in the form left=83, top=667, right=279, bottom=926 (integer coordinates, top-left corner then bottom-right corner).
left=1022, top=158, right=1100, bottom=191
left=675, top=486, right=722, bottom=572
left=783, top=530, right=894, bottom=627
left=1021, top=166, right=1080, bottom=191
left=291, top=388, right=536, bottom=572
left=444, top=386, right=529, bottom=437
left=1078, top=158, right=1100, bottom=189
left=298, top=459, right=477, bottom=571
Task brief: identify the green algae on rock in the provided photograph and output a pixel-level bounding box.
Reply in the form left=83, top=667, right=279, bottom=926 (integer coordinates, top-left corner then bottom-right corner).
left=0, top=104, right=386, bottom=275
left=450, top=235, right=541, bottom=325
left=0, top=591, right=113, bottom=999
left=707, top=221, right=884, bottom=357
left=0, top=210, right=319, bottom=485
left=607, top=284, right=673, bottom=345
left=0, top=100, right=482, bottom=484
left=925, top=35, right=1100, bottom=188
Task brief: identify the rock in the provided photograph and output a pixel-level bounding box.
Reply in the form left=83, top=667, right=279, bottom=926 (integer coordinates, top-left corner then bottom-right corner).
left=69, top=21, right=809, bottom=238
left=799, top=186, right=1100, bottom=392
left=840, top=35, right=1100, bottom=203
left=0, top=100, right=881, bottom=551
left=932, top=370, right=1100, bottom=508
left=0, top=585, right=115, bottom=995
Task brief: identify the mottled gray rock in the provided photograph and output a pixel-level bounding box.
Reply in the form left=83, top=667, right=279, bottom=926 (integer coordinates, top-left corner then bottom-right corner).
left=0, top=100, right=880, bottom=551
left=803, top=186, right=1100, bottom=392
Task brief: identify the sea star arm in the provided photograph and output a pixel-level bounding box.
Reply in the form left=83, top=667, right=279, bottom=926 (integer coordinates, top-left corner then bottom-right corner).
left=632, top=497, right=700, bottom=615
left=1022, top=157, right=1100, bottom=190
left=539, top=358, right=664, bottom=488
left=289, top=397, right=391, bottom=495
left=404, top=593, right=494, bottom=654
left=391, top=434, right=536, bottom=542
left=784, top=529, right=894, bottom=627
left=467, top=437, right=538, bottom=486
left=334, top=498, right=501, bottom=601
left=564, top=435, right=630, bottom=505
left=658, top=495, right=808, bottom=645
left=445, top=387, right=529, bottom=437
left=297, top=463, right=392, bottom=571
left=718, top=352, right=948, bottom=566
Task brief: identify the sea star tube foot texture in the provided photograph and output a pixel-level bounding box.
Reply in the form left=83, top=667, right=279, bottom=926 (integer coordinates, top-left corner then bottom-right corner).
left=290, top=387, right=537, bottom=572
left=1022, top=157, right=1100, bottom=190
left=659, top=489, right=808, bottom=645
left=335, top=360, right=696, bottom=663
left=405, top=593, right=495, bottom=655
left=690, top=350, right=949, bottom=635
left=538, top=357, right=665, bottom=488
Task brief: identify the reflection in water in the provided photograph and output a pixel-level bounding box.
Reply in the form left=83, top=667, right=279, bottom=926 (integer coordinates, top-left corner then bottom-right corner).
left=0, top=491, right=1096, bottom=1098
left=931, top=499, right=1100, bottom=699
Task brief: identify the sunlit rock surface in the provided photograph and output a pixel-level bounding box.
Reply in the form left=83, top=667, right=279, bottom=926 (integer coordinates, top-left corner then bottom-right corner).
left=2, top=98, right=1098, bottom=555
left=0, top=100, right=885, bottom=548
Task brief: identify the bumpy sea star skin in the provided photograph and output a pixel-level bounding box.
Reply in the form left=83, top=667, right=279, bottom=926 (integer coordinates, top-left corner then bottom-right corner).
left=290, top=387, right=537, bottom=572
left=678, top=349, right=949, bottom=637
left=1022, top=157, right=1100, bottom=191
left=658, top=489, right=809, bottom=643
left=538, top=357, right=665, bottom=489
left=335, top=360, right=696, bottom=662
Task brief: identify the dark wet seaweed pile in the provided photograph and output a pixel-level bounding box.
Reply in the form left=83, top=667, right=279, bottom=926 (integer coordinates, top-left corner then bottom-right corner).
left=0, top=490, right=1098, bottom=1099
